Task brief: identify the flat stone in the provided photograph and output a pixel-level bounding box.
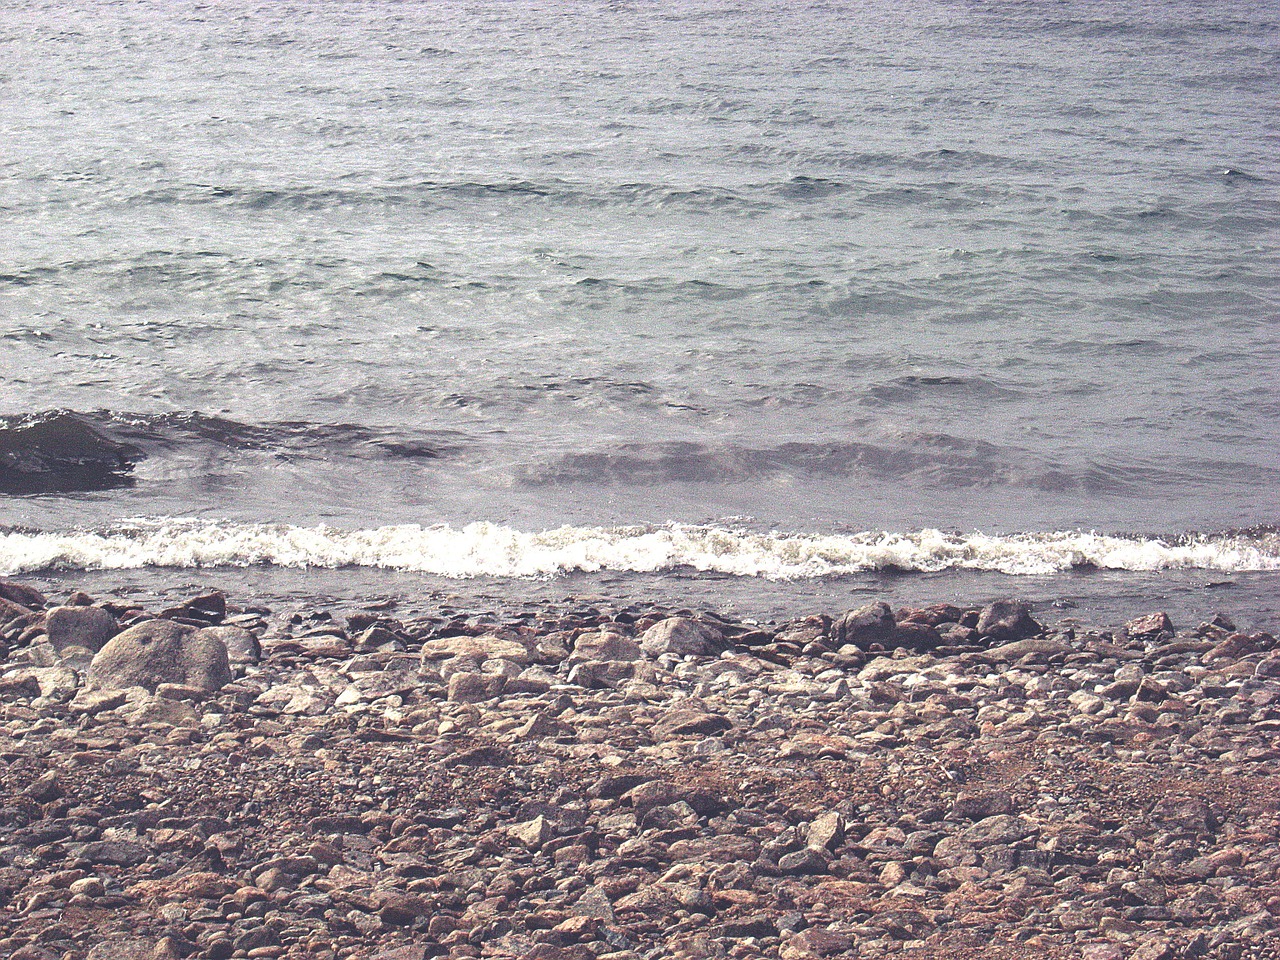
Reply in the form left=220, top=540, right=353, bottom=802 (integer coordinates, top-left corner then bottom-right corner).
left=68, top=688, right=128, bottom=716
left=420, top=634, right=532, bottom=665
left=983, top=637, right=1073, bottom=661
left=951, top=790, right=1014, bottom=820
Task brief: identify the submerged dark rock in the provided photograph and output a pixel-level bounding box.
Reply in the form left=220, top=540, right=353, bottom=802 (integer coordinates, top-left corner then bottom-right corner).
left=0, top=412, right=142, bottom=494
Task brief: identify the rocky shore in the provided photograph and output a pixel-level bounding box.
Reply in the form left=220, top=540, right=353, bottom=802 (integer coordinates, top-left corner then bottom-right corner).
left=1, top=580, right=1278, bottom=960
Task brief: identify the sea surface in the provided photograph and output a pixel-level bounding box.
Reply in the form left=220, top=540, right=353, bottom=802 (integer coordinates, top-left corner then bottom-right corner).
left=3, top=0, right=1279, bottom=627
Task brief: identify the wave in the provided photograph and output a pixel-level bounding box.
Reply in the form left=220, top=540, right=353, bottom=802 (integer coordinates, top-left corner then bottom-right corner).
left=2, top=521, right=1278, bottom=579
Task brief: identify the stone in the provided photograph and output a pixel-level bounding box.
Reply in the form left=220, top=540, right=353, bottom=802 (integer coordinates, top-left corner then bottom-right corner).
left=959, top=815, right=1032, bottom=847
left=983, top=637, right=1072, bottom=661
left=0, top=579, right=45, bottom=609
left=25, top=771, right=62, bottom=803
left=1126, top=612, right=1174, bottom=639
left=951, top=790, right=1014, bottom=820
left=834, top=601, right=896, bottom=647
left=510, top=815, right=554, bottom=850
left=0, top=673, right=41, bottom=699
left=0, top=595, right=33, bottom=627
left=975, top=600, right=1041, bottom=642
left=44, top=605, right=117, bottom=655
left=87, top=619, right=233, bottom=693
left=785, top=927, right=854, bottom=958
left=68, top=688, right=128, bottom=716
left=447, top=671, right=503, bottom=702
left=638, top=617, right=723, bottom=657
left=778, top=846, right=830, bottom=875
left=198, top=625, right=261, bottom=664
left=806, top=811, right=845, bottom=851
left=651, top=707, right=732, bottom=740
left=571, top=628, right=643, bottom=662
left=419, top=634, right=532, bottom=665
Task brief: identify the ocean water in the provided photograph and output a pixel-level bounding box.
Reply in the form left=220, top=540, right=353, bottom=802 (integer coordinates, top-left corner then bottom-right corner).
left=2, top=0, right=1279, bottom=626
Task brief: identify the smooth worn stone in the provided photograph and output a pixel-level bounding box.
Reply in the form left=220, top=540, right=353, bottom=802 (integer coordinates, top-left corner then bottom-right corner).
left=778, top=846, right=830, bottom=875
left=45, top=605, right=117, bottom=655
left=571, top=628, right=643, bottom=663
left=982, top=637, right=1073, bottom=661
left=638, top=617, right=723, bottom=657
left=87, top=619, right=233, bottom=693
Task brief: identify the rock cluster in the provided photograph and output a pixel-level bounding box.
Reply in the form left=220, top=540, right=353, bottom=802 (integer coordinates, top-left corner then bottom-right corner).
left=2, top=582, right=1279, bottom=960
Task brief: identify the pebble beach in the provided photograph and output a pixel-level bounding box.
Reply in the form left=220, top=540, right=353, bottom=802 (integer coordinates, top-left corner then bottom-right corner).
left=2, top=581, right=1278, bottom=960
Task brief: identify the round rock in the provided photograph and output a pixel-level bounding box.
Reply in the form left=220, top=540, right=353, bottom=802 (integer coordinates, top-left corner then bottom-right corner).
left=87, top=619, right=233, bottom=694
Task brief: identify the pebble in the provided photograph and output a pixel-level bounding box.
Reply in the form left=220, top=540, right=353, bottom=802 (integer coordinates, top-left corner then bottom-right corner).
left=0, top=583, right=1276, bottom=958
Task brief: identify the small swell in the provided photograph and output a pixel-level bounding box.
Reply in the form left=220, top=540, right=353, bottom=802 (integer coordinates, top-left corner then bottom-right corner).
left=2, top=521, right=1278, bottom=579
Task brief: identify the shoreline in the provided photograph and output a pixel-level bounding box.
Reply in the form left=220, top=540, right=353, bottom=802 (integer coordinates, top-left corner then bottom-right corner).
left=2, top=582, right=1279, bottom=959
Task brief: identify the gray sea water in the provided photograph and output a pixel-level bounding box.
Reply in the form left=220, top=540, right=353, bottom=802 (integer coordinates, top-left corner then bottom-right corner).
left=2, top=0, right=1279, bottom=626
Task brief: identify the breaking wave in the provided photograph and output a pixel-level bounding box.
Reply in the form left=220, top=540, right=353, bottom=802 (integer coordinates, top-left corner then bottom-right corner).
left=2, top=521, right=1278, bottom=579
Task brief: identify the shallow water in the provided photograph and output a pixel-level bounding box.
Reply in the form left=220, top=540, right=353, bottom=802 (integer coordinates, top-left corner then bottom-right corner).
left=2, top=0, right=1278, bottom=617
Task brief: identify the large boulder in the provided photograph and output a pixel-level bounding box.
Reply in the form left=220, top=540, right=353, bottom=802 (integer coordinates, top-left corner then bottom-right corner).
left=638, top=617, right=723, bottom=657
left=87, top=619, right=233, bottom=694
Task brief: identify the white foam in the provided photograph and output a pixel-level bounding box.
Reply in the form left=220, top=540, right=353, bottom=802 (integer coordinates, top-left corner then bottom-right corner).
left=2, top=520, right=1278, bottom=579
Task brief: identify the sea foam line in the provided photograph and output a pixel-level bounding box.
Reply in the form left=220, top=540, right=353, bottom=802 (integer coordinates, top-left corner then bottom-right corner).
left=1, top=521, right=1278, bottom=578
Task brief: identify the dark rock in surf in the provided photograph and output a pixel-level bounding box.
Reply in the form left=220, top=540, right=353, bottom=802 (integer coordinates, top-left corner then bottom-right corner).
left=1126, top=611, right=1174, bottom=640
left=975, top=600, right=1041, bottom=643
left=0, top=412, right=141, bottom=494
left=834, top=601, right=896, bottom=648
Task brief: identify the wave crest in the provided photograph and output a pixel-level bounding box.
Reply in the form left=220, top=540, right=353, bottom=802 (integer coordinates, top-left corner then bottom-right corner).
left=2, top=521, right=1278, bottom=579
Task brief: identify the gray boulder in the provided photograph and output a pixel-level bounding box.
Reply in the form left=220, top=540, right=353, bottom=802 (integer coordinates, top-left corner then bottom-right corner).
left=638, top=617, right=723, bottom=657
left=87, top=619, right=233, bottom=694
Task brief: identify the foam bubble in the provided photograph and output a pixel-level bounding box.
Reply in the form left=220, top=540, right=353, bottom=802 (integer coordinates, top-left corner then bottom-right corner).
left=2, top=520, right=1278, bottom=579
